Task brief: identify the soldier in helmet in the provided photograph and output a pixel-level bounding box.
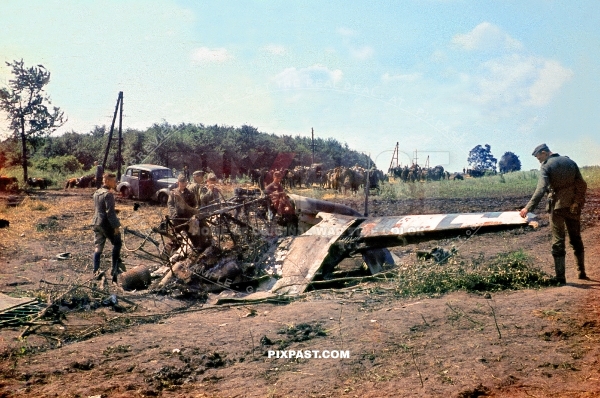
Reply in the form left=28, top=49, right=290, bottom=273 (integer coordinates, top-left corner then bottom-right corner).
left=520, top=143, right=588, bottom=284
left=92, top=172, right=122, bottom=283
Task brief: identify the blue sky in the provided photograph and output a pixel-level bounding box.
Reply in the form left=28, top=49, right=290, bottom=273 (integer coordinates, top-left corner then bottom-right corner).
left=1, top=0, right=599, bottom=171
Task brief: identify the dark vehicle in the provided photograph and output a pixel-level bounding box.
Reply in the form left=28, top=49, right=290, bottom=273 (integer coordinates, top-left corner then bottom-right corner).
left=117, top=164, right=177, bottom=204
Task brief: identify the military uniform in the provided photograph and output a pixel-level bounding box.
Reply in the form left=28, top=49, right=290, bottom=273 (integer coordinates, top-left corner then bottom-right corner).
left=198, top=185, right=220, bottom=208
left=187, top=182, right=202, bottom=206
left=94, top=164, right=103, bottom=189
left=524, top=152, right=587, bottom=282
left=167, top=187, right=197, bottom=224
left=92, top=185, right=122, bottom=279
left=264, top=181, right=284, bottom=195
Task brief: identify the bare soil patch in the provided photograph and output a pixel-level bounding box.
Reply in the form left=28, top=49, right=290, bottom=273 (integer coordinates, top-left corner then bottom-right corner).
left=1, top=187, right=600, bottom=397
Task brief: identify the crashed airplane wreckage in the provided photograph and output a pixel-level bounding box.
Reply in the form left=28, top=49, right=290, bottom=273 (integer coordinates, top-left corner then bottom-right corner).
left=122, top=189, right=538, bottom=300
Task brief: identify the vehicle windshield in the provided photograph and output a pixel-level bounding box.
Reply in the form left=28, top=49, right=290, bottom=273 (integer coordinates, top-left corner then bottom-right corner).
left=152, top=169, right=174, bottom=180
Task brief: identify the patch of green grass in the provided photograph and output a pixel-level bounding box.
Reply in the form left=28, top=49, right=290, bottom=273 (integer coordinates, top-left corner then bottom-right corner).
left=581, top=166, right=600, bottom=190
left=382, top=166, right=600, bottom=200
left=393, top=250, right=556, bottom=297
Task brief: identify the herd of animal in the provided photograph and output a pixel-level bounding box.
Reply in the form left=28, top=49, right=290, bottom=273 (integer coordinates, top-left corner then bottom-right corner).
left=389, top=164, right=465, bottom=182
left=249, top=164, right=387, bottom=194
left=0, top=176, right=52, bottom=190
left=64, top=174, right=96, bottom=189
left=0, top=174, right=96, bottom=192
left=1, top=165, right=467, bottom=195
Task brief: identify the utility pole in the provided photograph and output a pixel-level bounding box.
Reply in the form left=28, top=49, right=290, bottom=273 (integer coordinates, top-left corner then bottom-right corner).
left=117, top=92, right=123, bottom=180
left=388, top=142, right=399, bottom=172
left=413, top=149, right=418, bottom=166
left=102, top=92, right=122, bottom=170
left=311, top=127, right=315, bottom=165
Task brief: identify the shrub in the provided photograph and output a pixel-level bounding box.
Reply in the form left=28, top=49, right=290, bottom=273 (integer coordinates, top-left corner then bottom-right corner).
left=35, top=155, right=83, bottom=173
left=393, top=250, right=556, bottom=297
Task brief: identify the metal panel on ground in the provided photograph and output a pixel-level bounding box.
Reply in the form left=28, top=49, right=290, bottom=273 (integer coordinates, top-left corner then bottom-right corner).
left=359, top=211, right=534, bottom=238
left=270, top=214, right=356, bottom=295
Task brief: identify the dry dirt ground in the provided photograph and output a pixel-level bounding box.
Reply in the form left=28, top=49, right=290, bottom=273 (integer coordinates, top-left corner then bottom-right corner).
left=0, top=187, right=599, bottom=398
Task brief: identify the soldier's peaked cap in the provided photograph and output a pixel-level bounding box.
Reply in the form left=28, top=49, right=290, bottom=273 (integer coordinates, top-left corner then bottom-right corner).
left=192, top=170, right=204, bottom=177
left=532, top=143, right=550, bottom=156
left=177, top=174, right=187, bottom=182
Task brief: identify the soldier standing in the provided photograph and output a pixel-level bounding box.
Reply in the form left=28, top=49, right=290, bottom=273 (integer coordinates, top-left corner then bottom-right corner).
left=92, top=172, right=122, bottom=283
left=520, top=144, right=588, bottom=284
left=94, top=161, right=103, bottom=189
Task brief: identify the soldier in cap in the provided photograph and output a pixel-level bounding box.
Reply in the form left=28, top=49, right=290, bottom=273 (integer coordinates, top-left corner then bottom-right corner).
left=167, top=174, right=197, bottom=225
left=519, top=144, right=588, bottom=284
left=199, top=173, right=221, bottom=208
left=187, top=170, right=205, bottom=206
left=92, top=172, right=121, bottom=282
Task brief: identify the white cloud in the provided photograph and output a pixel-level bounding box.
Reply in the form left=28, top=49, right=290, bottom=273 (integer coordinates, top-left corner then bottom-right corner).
left=431, top=50, right=448, bottom=63
left=471, top=54, right=572, bottom=108
left=191, top=47, right=232, bottom=64
left=527, top=60, right=574, bottom=106
left=337, top=27, right=356, bottom=37
left=350, top=45, right=374, bottom=60
left=382, top=72, right=422, bottom=83
left=262, top=44, right=286, bottom=55
left=452, top=22, right=523, bottom=52
left=272, top=64, right=343, bottom=89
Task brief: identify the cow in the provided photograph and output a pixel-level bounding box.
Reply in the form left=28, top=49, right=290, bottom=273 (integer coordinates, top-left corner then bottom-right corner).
left=65, top=177, right=78, bottom=189
left=27, top=177, right=49, bottom=189
left=77, top=174, right=95, bottom=188
left=0, top=176, right=18, bottom=191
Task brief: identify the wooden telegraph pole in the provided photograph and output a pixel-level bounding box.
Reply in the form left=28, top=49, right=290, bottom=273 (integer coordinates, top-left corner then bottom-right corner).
left=117, top=92, right=123, bottom=180
left=102, top=92, right=122, bottom=170
left=388, top=142, right=399, bottom=172
left=311, top=127, right=315, bottom=165
left=102, top=91, right=124, bottom=180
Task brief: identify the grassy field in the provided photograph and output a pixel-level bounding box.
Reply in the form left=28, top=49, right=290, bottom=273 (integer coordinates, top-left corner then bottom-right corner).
left=378, top=166, right=600, bottom=200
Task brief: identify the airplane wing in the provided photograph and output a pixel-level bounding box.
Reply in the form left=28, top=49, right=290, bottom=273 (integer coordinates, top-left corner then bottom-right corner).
left=271, top=211, right=537, bottom=296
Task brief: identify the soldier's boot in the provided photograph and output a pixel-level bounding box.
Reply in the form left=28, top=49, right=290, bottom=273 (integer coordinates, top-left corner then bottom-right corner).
left=554, top=256, right=567, bottom=285
left=576, top=253, right=590, bottom=280
left=93, top=252, right=101, bottom=274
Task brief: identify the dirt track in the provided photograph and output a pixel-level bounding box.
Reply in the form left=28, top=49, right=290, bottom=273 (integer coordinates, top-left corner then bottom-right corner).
left=0, top=188, right=599, bottom=397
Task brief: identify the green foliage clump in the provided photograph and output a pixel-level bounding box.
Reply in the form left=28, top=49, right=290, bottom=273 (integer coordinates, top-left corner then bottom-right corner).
left=378, top=182, right=398, bottom=200
left=34, top=155, right=82, bottom=173
left=394, top=250, right=555, bottom=297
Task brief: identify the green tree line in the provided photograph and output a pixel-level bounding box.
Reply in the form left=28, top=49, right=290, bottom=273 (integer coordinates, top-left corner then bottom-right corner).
left=0, top=122, right=374, bottom=179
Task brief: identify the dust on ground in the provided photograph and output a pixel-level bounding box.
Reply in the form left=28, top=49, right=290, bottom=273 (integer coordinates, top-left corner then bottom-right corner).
left=0, top=187, right=599, bottom=397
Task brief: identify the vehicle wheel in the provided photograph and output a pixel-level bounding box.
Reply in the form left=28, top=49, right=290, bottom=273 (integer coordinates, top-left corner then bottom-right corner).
left=121, top=186, right=132, bottom=199
left=158, top=192, right=168, bottom=206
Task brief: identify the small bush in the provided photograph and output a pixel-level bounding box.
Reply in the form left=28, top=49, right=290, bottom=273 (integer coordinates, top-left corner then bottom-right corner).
left=393, top=250, right=555, bottom=297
